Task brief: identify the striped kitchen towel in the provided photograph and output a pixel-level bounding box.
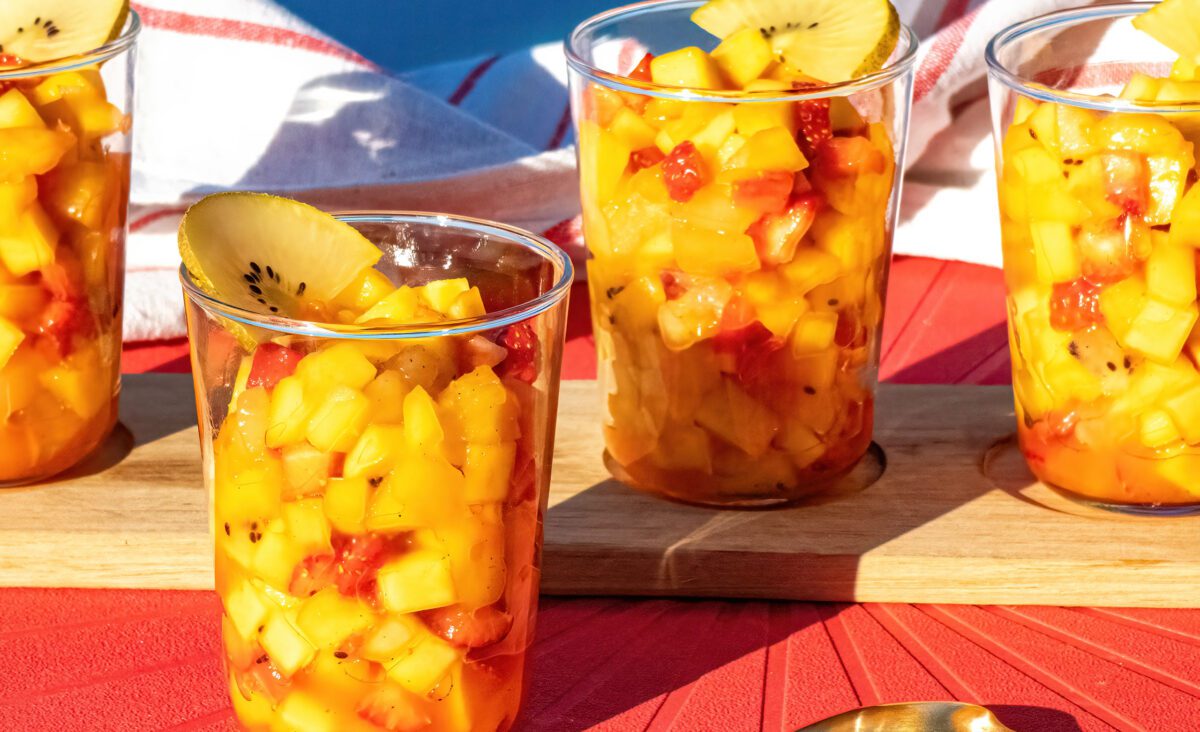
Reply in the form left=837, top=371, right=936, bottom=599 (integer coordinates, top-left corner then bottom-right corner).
left=124, top=0, right=1078, bottom=342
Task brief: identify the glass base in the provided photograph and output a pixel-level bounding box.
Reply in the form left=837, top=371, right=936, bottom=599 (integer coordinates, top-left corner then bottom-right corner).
left=0, top=419, right=126, bottom=489
left=1046, top=484, right=1200, bottom=517
left=604, top=442, right=886, bottom=509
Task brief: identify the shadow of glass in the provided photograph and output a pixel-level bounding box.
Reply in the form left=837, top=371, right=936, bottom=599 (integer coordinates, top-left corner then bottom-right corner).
left=988, top=704, right=1086, bottom=732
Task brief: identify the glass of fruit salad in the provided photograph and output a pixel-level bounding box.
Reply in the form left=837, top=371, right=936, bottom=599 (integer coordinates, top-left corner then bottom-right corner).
left=0, top=1, right=137, bottom=485
left=179, top=194, right=572, bottom=731
left=566, top=0, right=917, bottom=506
left=987, top=0, right=1200, bottom=514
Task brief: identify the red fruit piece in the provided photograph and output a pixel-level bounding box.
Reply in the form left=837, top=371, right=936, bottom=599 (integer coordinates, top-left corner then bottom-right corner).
left=747, top=192, right=823, bottom=265
left=660, top=271, right=686, bottom=300
left=40, top=260, right=84, bottom=301
left=713, top=320, right=785, bottom=386
left=332, top=533, right=397, bottom=603
left=1049, top=278, right=1105, bottom=332
left=0, top=54, right=25, bottom=69
left=421, top=604, right=514, bottom=649
left=289, top=553, right=338, bottom=597
left=357, top=685, right=430, bottom=732
left=795, top=98, right=832, bottom=159
left=718, top=295, right=756, bottom=333
left=732, top=171, right=794, bottom=213
left=630, top=146, right=666, bottom=170
left=661, top=140, right=708, bottom=202
left=37, top=299, right=93, bottom=359
left=1078, top=226, right=1136, bottom=283
left=814, top=136, right=887, bottom=177
left=629, top=52, right=654, bottom=82
left=462, top=334, right=508, bottom=371
left=234, top=655, right=292, bottom=703
left=497, top=322, right=538, bottom=384
left=1101, top=152, right=1150, bottom=216
left=246, top=343, right=303, bottom=391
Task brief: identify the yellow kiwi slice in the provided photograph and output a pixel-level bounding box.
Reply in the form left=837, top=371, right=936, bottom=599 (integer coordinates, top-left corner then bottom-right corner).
left=1133, top=0, right=1200, bottom=65
left=179, top=193, right=383, bottom=320
left=0, top=0, right=129, bottom=64
left=692, top=0, right=900, bottom=83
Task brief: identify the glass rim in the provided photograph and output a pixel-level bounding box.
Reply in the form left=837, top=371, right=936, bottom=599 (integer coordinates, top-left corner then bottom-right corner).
left=180, top=211, right=575, bottom=340
left=564, top=0, right=919, bottom=102
left=0, top=10, right=141, bottom=80
left=985, top=2, right=1200, bottom=113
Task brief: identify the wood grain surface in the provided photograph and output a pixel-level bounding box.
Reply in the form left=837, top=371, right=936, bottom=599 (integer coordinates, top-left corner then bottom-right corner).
left=1, top=374, right=1196, bottom=607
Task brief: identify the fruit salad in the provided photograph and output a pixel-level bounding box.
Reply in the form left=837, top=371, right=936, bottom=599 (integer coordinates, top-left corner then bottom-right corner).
left=570, top=0, right=907, bottom=504
left=995, top=0, right=1200, bottom=508
left=181, top=196, right=568, bottom=731
left=0, top=1, right=133, bottom=484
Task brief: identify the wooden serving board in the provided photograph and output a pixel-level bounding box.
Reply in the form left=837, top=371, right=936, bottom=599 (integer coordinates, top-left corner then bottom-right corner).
left=1, top=374, right=1197, bottom=608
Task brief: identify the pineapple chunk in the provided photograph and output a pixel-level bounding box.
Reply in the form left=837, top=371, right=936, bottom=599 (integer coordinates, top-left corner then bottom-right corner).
left=361, top=614, right=423, bottom=661
left=343, top=423, right=405, bottom=478
left=386, top=635, right=463, bottom=696
left=260, top=612, right=316, bottom=676
left=791, top=312, right=838, bottom=356
left=1030, top=221, right=1081, bottom=284
left=429, top=506, right=507, bottom=608
left=1146, top=233, right=1197, bottom=306
left=281, top=442, right=335, bottom=496
left=695, top=379, right=780, bottom=457
left=331, top=268, right=394, bottom=312
left=778, top=418, right=827, bottom=470
left=403, top=386, right=445, bottom=455
left=0, top=128, right=74, bottom=182
left=780, top=248, right=842, bottom=293
left=295, top=343, right=376, bottom=392
left=1163, top=382, right=1200, bottom=444
left=276, top=691, right=338, bottom=732
left=0, top=204, right=57, bottom=277
left=376, top=550, right=458, bottom=613
left=1124, top=298, right=1198, bottom=363
left=295, top=587, right=375, bottom=649
left=609, top=107, right=658, bottom=150
left=649, top=422, right=713, bottom=473
left=39, top=343, right=109, bottom=419
left=711, top=28, right=774, bottom=87
left=579, top=121, right=631, bottom=205
left=364, top=369, right=410, bottom=423
left=1134, top=0, right=1200, bottom=65
left=223, top=578, right=271, bottom=639
left=323, top=476, right=370, bottom=534
left=447, top=287, right=486, bottom=320
left=733, top=79, right=796, bottom=137
left=726, top=127, right=808, bottom=172
left=252, top=529, right=304, bottom=589
left=366, top=456, right=465, bottom=532
left=671, top=221, right=760, bottom=276
left=356, top=285, right=419, bottom=324
left=265, top=376, right=312, bottom=448
left=419, top=278, right=470, bottom=314
left=282, top=498, right=332, bottom=555
left=650, top=46, right=724, bottom=89
left=1120, top=73, right=1164, bottom=101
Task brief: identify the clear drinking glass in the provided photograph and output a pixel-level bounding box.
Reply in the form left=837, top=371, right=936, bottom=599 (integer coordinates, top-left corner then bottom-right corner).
left=0, top=14, right=139, bottom=485
left=566, top=0, right=917, bottom=506
left=182, top=213, right=571, bottom=730
left=988, top=4, right=1200, bottom=514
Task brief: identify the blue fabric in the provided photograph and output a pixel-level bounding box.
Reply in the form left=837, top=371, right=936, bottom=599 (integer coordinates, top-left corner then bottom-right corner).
left=276, top=0, right=615, bottom=72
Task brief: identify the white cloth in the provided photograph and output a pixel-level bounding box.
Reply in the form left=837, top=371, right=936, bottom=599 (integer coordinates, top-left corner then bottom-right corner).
left=122, top=0, right=1078, bottom=342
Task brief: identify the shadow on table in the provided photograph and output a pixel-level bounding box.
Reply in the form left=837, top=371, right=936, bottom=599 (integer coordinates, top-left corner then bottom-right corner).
left=990, top=704, right=1085, bottom=732
left=887, top=321, right=1011, bottom=386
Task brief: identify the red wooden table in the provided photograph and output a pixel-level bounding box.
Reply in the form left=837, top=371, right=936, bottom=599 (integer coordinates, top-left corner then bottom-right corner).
left=4, top=258, right=1200, bottom=731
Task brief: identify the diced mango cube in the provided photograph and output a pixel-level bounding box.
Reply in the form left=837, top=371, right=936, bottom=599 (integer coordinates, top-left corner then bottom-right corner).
left=727, top=127, right=808, bottom=172
left=366, top=456, right=465, bottom=532
left=323, top=476, right=370, bottom=534
left=331, top=268, right=394, bottom=312
left=403, top=386, right=445, bottom=455
left=282, top=498, right=332, bottom=556
left=447, top=287, right=486, bottom=320
left=1030, top=220, right=1080, bottom=284
left=265, top=376, right=311, bottom=448
left=419, top=278, right=470, bottom=314
left=344, top=423, right=405, bottom=478
left=0, top=203, right=57, bottom=276
left=462, top=441, right=517, bottom=504
left=260, top=612, right=316, bottom=677
left=672, top=221, right=760, bottom=276
left=306, top=385, right=372, bottom=453
left=0, top=89, right=44, bottom=129
left=276, top=691, right=338, bottom=732
left=695, top=379, right=780, bottom=457
left=1163, top=382, right=1200, bottom=444
left=295, top=587, right=374, bottom=649
left=0, top=128, right=74, bottom=182
left=251, top=529, right=304, bottom=589
left=609, top=106, right=658, bottom=150
left=223, top=578, right=270, bottom=639
left=296, top=343, right=377, bottom=392
left=579, top=121, right=631, bottom=205
left=377, top=550, right=458, bottom=613
left=360, top=614, right=423, bottom=661
left=281, top=442, right=334, bottom=496
left=0, top=316, right=22, bottom=369
left=650, top=46, right=724, bottom=90
left=711, top=28, right=774, bottom=87
left=1146, top=233, right=1197, bottom=306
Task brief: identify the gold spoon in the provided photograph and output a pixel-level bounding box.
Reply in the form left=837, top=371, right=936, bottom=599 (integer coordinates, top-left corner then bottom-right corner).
left=796, top=702, right=1016, bottom=731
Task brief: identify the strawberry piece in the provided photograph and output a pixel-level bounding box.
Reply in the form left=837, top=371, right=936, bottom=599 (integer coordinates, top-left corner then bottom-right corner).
left=732, top=171, right=794, bottom=213
left=792, top=170, right=814, bottom=195
left=631, top=146, right=666, bottom=170
left=331, top=533, right=401, bottom=603
left=0, top=54, right=25, bottom=69
left=660, top=271, right=686, bottom=300
left=462, top=334, right=508, bottom=371
left=1101, top=152, right=1150, bottom=216
left=289, top=553, right=338, bottom=597
left=813, top=136, right=887, bottom=177
left=246, top=343, right=303, bottom=391
left=795, top=98, right=832, bottom=159
left=747, top=193, right=823, bottom=265
left=357, top=685, right=430, bottom=731
left=713, top=320, right=785, bottom=386
left=661, top=140, right=708, bottom=202
left=497, top=322, right=538, bottom=384
left=629, top=52, right=654, bottom=82
left=1049, top=278, right=1105, bottom=332
left=37, top=298, right=93, bottom=359
left=234, top=656, right=291, bottom=703
left=421, top=604, right=514, bottom=649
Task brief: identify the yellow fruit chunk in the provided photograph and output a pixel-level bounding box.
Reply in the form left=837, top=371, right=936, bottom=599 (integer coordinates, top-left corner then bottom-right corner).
left=403, top=386, right=445, bottom=455
left=1172, top=56, right=1200, bottom=81
left=265, top=376, right=311, bottom=448
left=726, top=127, right=808, bottom=172
left=322, top=476, right=370, bottom=534
left=1103, top=280, right=1199, bottom=364
left=420, top=278, right=470, bottom=314
left=281, top=442, right=335, bottom=496
left=223, top=578, right=271, bottom=640
left=295, top=588, right=375, bottom=649
left=650, top=47, right=724, bottom=89
left=1170, top=183, right=1200, bottom=249
left=0, top=128, right=74, bottom=182
left=1120, top=73, right=1163, bottom=101
left=361, top=614, right=423, bottom=661
left=0, top=177, right=37, bottom=222
left=579, top=121, right=631, bottom=206
left=438, top=367, right=520, bottom=452
left=377, top=550, right=457, bottom=613
left=0, top=346, right=46, bottom=418
left=1092, top=113, right=1186, bottom=155
left=366, top=456, right=465, bottom=532
left=609, top=107, right=658, bottom=151
left=779, top=419, right=827, bottom=470
left=0, top=204, right=58, bottom=277
left=39, top=343, right=109, bottom=419
left=672, top=221, right=760, bottom=276
left=0, top=90, right=44, bottom=129
left=447, top=287, right=486, bottom=320
left=306, top=385, right=372, bottom=453
left=649, top=422, right=713, bottom=473
left=31, top=71, right=106, bottom=106
left=462, top=441, right=517, bottom=503
left=780, top=248, right=842, bottom=293
left=282, top=498, right=332, bottom=555
left=695, top=379, right=780, bottom=457
left=276, top=691, right=338, bottom=732
left=791, top=312, right=837, bottom=356
left=1030, top=221, right=1081, bottom=284
left=331, top=268, right=394, bottom=313
left=712, top=27, right=774, bottom=87
left=354, top=284, right=419, bottom=325
left=41, top=162, right=114, bottom=230
left=0, top=316, right=23, bottom=369
left=364, top=369, right=410, bottom=423
left=296, top=343, right=377, bottom=393
left=386, top=634, right=463, bottom=696
left=1133, top=0, right=1200, bottom=65
left=260, top=612, right=316, bottom=677
left=1163, top=382, right=1200, bottom=444
left=656, top=105, right=736, bottom=161
left=1146, top=234, right=1197, bottom=306
left=733, top=83, right=795, bottom=137
left=252, top=529, right=304, bottom=589
left=427, top=507, right=507, bottom=608
left=1146, top=152, right=1192, bottom=226
left=343, top=423, right=405, bottom=478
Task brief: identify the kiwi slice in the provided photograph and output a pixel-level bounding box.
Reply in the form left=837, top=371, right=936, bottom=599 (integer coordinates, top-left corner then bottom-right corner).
left=0, top=0, right=129, bottom=64
left=179, top=193, right=383, bottom=319
left=692, top=0, right=900, bottom=83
